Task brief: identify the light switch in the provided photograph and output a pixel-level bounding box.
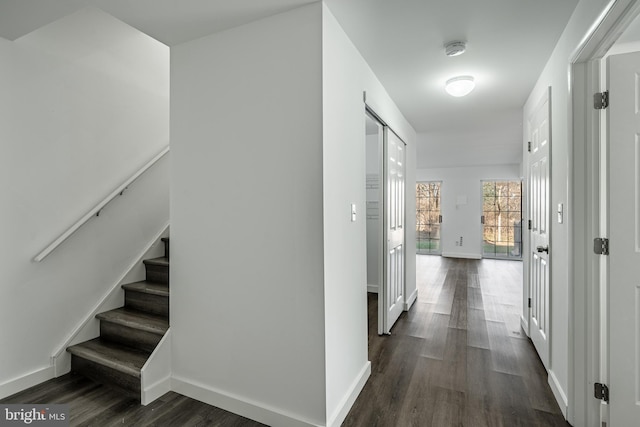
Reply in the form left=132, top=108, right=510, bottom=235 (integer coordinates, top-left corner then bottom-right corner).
left=557, top=203, right=563, bottom=224
left=351, top=204, right=357, bottom=222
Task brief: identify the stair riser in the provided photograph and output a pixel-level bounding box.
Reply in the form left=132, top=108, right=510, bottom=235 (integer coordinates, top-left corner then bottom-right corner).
left=163, top=239, right=170, bottom=260
left=100, top=322, right=162, bottom=353
left=125, top=291, right=169, bottom=318
left=71, top=355, right=140, bottom=396
left=145, top=264, right=168, bottom=285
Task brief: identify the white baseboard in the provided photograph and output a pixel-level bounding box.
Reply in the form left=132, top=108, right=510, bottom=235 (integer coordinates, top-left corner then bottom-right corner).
left=141, top=329, right=172, bottom=405
left=327, top=362, right=371, bottom=427
left=0, top=366, right=55, bottom=400
left=172, top=376, right=323, bottom=427
left=142, top=375, right=171, bottom=406
left=441, top=252, right=482, bottom=260
left=548, top=370, right=568, bottom=419
left=520, top=315, right=529, bottom=337
left=367, top=284, right=379, bottom=293
left=404, top=288, right=418, bottom=311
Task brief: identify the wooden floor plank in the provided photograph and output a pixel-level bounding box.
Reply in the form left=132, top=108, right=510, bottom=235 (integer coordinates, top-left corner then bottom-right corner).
left=3, top=256, right=567, bottom=426
left=345, top=255, right=569, bottom=427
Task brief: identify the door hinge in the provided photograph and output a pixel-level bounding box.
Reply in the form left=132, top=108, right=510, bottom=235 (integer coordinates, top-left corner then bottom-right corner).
left=594, top=382, right=609, bottom=402
left=481, top=215, right=485, bottom=225
left=528, top=220, right=532, bottom=230
left=528, top=297, right=532, bottom=308
left=594, top=91, right=609, bottom=110
left=439, top=215, right=442, bottom=223
left=594, top=237, right=609, bottom=255
left=527, top=141, right=531, bottom=152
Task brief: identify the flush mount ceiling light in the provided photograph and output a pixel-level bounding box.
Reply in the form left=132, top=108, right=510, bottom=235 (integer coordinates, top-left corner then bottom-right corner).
left=444, top=41, right=467, bottom=57
left=445, top=76, right=475, bottom=97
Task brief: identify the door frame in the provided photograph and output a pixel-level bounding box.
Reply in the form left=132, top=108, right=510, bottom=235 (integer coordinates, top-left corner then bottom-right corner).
left=569, top=1, right=640, bottom=425
left=481, top=179, right=524, bottom=261
left=416, top=181, right=443, bottom=256
left=365, top=105, right=408, bottom=335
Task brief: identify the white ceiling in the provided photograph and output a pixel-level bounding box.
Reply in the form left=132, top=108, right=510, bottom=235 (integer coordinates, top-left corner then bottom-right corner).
left=0, top=0, right=579, bottom=168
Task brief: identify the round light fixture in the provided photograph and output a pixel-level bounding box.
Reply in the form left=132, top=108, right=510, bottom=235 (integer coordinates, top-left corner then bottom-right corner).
left=444, top=41, right=467, bottom=57
left=445, top=76, right=475, bottom=97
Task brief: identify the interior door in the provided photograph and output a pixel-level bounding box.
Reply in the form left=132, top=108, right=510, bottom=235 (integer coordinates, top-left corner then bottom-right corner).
left=528, top=88, right=551, bottom=369
left=380, top=128, right=406, bottom=335
left=607, top=50, right=640, bottom=424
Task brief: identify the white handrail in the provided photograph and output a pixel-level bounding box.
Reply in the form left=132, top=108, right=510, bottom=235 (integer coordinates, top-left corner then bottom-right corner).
left=34, top=146, right=170, bottom=262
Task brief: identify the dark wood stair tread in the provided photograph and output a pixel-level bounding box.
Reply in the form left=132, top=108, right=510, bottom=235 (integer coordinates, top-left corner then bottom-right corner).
left=122, top=280, right=169, bottom=297
left=67, top=338, right=148, bottom=378
left=96, top=308, right=168, bottom=335
left=143, top=257, right=168, bottom=267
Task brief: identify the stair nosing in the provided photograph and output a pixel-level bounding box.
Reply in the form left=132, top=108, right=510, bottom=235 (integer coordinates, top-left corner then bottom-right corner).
left=67, top=340, right=144, bottom=378
left=96, top=308, right=168, bottom=335
left=143, top=257, right=169, bottom=267
left=122, top=281, right=169, bottom=297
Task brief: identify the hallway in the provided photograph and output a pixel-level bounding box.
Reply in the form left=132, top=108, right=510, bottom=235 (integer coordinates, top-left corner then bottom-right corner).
left=343, top=256, right=569, bottom=426
left=2, top=257, right=568, bottom=426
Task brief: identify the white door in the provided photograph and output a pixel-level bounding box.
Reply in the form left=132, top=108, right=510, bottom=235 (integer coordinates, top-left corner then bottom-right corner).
left=380, top=128, right=406, bottom=334
left=608, top=50, right=640, bottom=424
left=527, top=88, right=551, bottom=369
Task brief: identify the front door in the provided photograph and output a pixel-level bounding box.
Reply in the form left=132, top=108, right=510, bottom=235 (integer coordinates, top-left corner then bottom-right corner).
left=380, top=128, right=406, bottom=334
left=608, top=50, right=640, bottom=424
left=528, top=88, right=551, bottom=369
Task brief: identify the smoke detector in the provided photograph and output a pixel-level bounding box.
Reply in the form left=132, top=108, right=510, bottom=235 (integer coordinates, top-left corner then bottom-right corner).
left=444, top=41, right=467, bottom=57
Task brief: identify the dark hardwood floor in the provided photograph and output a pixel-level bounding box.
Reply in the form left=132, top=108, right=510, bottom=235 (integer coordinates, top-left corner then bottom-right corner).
left=343, top=256, right=569, bottom=427
left=0, top=374, right=264, bottom=426
left=2, top=256, right=567, bottom=426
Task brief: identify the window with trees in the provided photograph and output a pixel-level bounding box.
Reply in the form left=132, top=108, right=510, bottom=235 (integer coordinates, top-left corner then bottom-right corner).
left=416, top=182, right=442, bottom=255
left=482, top=180, right=522, bottom=259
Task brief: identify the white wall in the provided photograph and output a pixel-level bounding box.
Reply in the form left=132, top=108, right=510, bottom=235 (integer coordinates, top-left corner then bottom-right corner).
left=171, top=4, right=327, bottom=426
left=322, top=5, right=417, bottom=424
left=416, top=165, right=521, bottom=259
left=171, top=4, right=417, bottom=425
left=522, top=0, right=614, bottom=416
left=0, top=7, right=169, bottom=397
left=416, top=109, right=523, bottom=168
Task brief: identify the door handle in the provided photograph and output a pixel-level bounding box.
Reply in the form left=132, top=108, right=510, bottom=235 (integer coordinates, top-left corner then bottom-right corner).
left=536, top=245, right=549, bottom=253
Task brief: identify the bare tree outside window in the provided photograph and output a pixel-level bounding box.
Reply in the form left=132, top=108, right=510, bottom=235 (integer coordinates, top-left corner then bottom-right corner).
left=482, top=180, right=522, bottom=259
left=416, top=182, right=442, bottom=254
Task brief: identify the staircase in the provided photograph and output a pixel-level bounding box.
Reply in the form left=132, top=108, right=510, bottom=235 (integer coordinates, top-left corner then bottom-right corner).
left=66, top=237, right=170, bottom=397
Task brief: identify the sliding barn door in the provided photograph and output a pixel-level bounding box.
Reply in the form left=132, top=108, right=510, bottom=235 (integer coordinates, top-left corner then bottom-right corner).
left=380, top=128, right=406, bottom=335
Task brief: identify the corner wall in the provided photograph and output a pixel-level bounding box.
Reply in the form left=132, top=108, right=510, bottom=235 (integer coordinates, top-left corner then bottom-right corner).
left=0, top=8, right=169, bottom=397
left=322, top=5, right=417, bottom=424
left=522, top=0, right=615, bottom=417
left=170, top=4, right=327, bottom=426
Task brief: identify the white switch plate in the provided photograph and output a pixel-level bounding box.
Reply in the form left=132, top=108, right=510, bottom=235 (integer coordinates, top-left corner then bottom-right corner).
left=351, top=204, right=357, bottom=222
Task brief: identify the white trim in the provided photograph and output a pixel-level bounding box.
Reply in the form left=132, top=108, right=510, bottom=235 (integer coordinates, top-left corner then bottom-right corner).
left=51, top=222, right=170, bottom=376
left=0, top=366, right=55, bottom=400
left=549, top=370, right=569, bottom=419
left=367, top=284, right=379, bottom=293
left=569, top=1, right=640, bottom=425
left=404, top=288, right=417, bottom=311
left=326, top=362, right=371, bottom=427
left=142, top=375, right=171, bottom=406
left=520, top=315, right=530, bottom=337
left=34, top=146, right=170, bottom=262
left=141, top=329, right=172, bottom=405
left=171, top=376, right=324, bottom=427
left=441, top=252, right=481, bottom=260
